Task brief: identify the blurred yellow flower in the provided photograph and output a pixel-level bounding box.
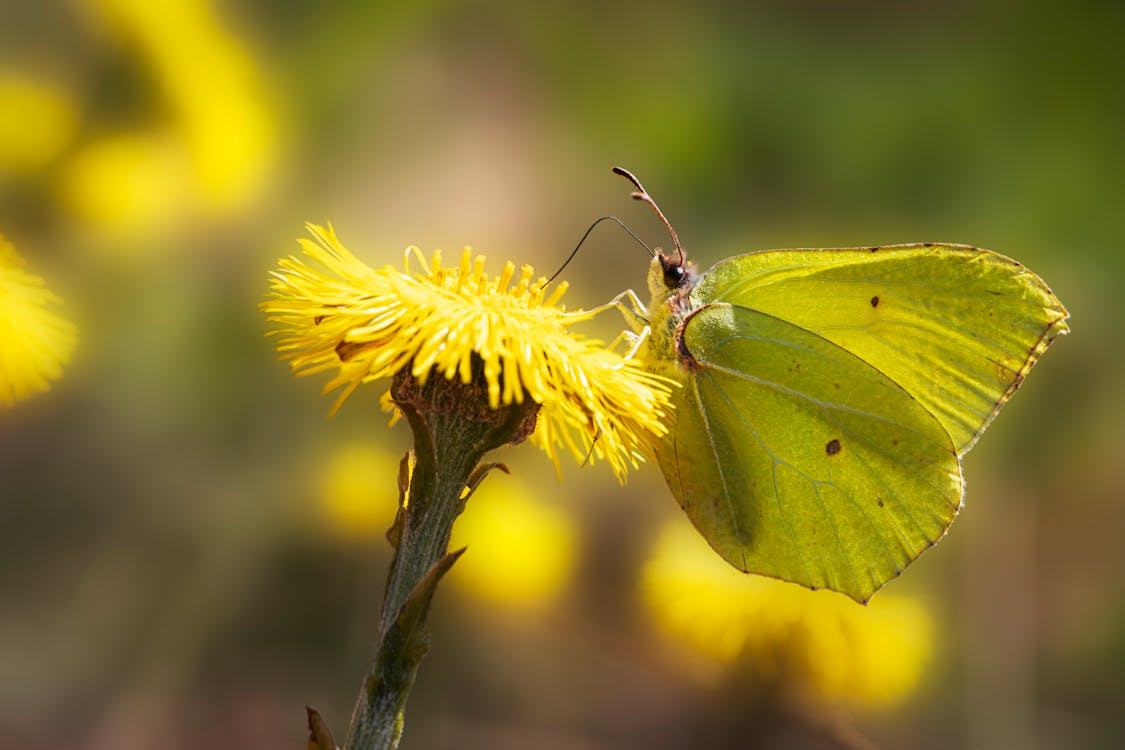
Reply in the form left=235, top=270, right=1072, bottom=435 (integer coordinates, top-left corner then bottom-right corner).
left=59, top=133, right=189, bottom=236
left=63, top=0, right=278, bottom=234
left=0, top=74, right=78, bottom=173
left=315, top=438, right=576, bottom=608
left=449, top=474, right=577, bottom=609
left=642, top=518, right=934, bottom=709
left=318, top=440, right=401, bottom=538
left=0, top=237, right=77, bottom=407
left=264, top=224, right=674, bottom=480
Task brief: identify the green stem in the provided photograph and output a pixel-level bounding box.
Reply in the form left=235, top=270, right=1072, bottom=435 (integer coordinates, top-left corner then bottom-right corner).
left=341, top=367, right=539, bottom=750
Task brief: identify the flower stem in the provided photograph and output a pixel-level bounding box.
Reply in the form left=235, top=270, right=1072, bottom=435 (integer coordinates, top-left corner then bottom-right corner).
left=341, top=366, right=539, bottom=750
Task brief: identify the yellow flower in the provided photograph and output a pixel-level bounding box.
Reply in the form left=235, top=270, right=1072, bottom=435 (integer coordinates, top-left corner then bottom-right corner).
left=0, top=73, right=78, bottom=173
left=78, top=0, right=278, bottom=212
left=0, top=237, right=78, bottom=407
left=317, top=440, right=401, bottom=538
left=264, top=224, right=674, bottom=480
left=59, top=133, right=189, bottom=237
left=315, top=442, right=577, bottom=608
left=642, top=518, right=934, bottom=709
left=449, top=473, right=578, bottom=610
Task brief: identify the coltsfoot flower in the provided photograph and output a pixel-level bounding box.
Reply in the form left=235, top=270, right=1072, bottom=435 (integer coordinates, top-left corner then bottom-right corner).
left=0, top=236, right=77, bottom=407
left=264, top=224, right=674, bottom=479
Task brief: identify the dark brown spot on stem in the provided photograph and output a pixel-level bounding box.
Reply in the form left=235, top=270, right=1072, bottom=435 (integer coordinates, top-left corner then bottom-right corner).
left=826, top=438, right=841, bottom=456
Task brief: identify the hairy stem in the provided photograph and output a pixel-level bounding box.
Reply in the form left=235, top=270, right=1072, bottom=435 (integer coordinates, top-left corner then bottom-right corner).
left=341, top=366, right=539, bottom=750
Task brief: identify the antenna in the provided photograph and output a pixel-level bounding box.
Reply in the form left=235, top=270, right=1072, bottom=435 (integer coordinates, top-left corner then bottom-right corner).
left=612, top=166, right=684, bottom=266
left=542, top=215, right=653, bottom=288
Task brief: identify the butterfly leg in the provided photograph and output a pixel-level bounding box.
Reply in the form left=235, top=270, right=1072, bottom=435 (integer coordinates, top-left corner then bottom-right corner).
left=565, top=288, right=649, bottom=329
left=607, top=325, right=651, bottom=366
left=611, top=288, right=650, bottom=333
left=564, top=289, right=651, bottom=362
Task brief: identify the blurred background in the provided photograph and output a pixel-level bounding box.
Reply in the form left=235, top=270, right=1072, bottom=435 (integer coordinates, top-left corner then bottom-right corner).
left=1, top=0, right=1121, bottom=748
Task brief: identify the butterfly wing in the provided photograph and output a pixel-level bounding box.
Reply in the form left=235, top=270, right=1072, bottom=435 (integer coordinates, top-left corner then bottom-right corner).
left=654, top=303, right=962, bottom=602
left=693, top=244, right=1069, bottom=453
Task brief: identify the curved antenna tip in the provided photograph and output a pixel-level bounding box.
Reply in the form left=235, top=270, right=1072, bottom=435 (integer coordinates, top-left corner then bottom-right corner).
left=611, top=167, right=683, bottom=263
left=612, top=166, right=644, bottom=192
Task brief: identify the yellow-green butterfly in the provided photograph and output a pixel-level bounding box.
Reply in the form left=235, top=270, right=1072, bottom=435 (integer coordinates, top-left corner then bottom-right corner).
left=614, top=167, right=1069, bottom=603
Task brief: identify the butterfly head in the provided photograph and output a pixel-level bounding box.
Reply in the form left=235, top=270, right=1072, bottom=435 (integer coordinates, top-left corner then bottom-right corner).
left=647, top=248, right=696, bottom=300
left=660, top=249, right=689, bottom=288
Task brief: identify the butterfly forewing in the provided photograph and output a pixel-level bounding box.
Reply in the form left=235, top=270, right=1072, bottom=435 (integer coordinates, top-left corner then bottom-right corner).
left=657, top=303, right=962, bottom=602
left=694, top=244, right=1069, bottom=454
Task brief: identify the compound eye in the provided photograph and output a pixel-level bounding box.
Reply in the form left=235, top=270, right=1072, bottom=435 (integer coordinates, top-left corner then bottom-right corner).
left=663, top=263, right=685, bottom=288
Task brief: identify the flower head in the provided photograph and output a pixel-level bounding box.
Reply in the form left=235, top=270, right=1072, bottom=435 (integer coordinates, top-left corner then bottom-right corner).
left=0, top=236, right=78, bottom=407
left=264, top=224, right=673, bottom=479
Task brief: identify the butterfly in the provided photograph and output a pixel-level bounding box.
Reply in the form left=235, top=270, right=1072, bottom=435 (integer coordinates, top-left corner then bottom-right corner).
left=613, top=167, right=1069, bottom=603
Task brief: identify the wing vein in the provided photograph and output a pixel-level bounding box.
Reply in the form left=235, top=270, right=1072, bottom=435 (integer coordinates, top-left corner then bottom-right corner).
left=702, top=361, right=947, bottom=448
left=703, top=372, right=849, bottom=593
left=691, top=376, right=749, bottom=571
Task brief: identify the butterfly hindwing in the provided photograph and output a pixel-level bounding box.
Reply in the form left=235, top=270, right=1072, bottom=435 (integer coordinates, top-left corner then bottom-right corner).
left=654, top=302, right=962, bottom=602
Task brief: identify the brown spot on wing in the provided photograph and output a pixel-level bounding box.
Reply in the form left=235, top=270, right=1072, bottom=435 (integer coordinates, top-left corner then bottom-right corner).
left=870, top=295, right=880, bottom=308
left=826, top=438, right=841, bottom=456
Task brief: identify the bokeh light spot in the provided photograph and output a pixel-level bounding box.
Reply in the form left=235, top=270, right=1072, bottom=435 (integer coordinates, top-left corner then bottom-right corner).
left=449, top=475, right=578, bottom=611
left=0, top=74, right=77, bottom=173
left=642, top=517, right=934, bottom=709
left=318, top=440, right=400, bottom=538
